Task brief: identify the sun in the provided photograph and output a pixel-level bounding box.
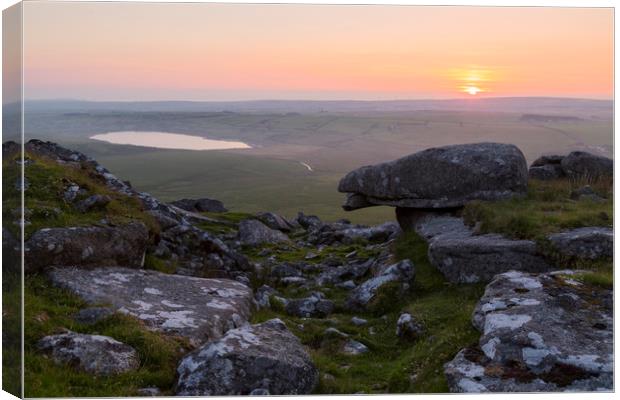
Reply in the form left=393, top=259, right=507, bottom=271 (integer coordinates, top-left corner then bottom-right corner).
left=465, top=86, right=481, bottom=96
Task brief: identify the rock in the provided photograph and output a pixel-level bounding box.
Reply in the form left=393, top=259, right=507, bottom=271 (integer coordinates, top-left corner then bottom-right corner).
left=137, top=387, right=162, bottom=396
left=238, top=219, right=291, bottom=246
left=63, top=184, right=81, bottom=202
left=171, top=198, right=227, bottom=213
left=548, top=227, right=613, bottom=260
left=75, top=194, right=111, bottom=212
left=338, top=143, right=528, bottom=211
left=569, top=185, right=606, bottom=202
left=249, top=388, right=271, bottom=395
left=337, top=280, right=356, bottom=290
left=351, top=317, right=368, bottom=326
left=175, top=319, right=318, bottom=395
left=561, top=151, right=612, bottom=181
left=48, top=267, right=253, bottom=346
left=37, top=331, right=139, bottom=375
left=531, top=154, right=565, bottom=167
left=346, top=259, right=415, bottom=310
left=396, top=313, right=424, bottom=340
left=24, top=222, right=148, bottom=273
left=445, top=270, right=612, bottom=392
left=343, top=340, right=369, bottom=355
left=340, top=222, right=401, bottom=243
left=74, top=307, right=115, bottom=325
left=147, top=210, right=180, bottom=231
left=324, top=327, right=349, bottom=338
left=529, top=164, right=564, bottom=181
left=285, top=292, right=335, bottom=318
left=296, top=212, right=323, bottom=230
left=271, top=263, right=302, bottom=279
left=255, top=212, right=296, bottom=232
left=254, top=285, right=278, bottom=309
left=415, top=216, right=551, bottom=283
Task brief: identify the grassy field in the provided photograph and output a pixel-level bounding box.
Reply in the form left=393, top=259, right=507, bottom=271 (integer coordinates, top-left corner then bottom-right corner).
left=21, top=108, right=612, bottom=225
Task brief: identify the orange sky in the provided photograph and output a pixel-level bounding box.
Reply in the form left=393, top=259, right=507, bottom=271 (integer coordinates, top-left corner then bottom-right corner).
left=23, top=3, right=613, bottom=101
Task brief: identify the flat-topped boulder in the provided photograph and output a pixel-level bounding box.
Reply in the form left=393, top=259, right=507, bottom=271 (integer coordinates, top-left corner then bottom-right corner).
left=176, top=319, right=318, bottom=395
left=48, top=267, right=253, bottom=346
left=415, top=216, right=552, bottom=283
left=24, top=222, right=148, bottom=273
left=528, top=151, right=612, bottom=181
left=338, top=143, right=528, bottom=212
left=548, top=227, right=613, bottom=260
left=445, top=270, right=612, bottom=392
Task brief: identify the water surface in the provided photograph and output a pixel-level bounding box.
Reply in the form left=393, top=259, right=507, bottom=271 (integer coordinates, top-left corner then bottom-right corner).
left=90, top=131, right=251, bottom=151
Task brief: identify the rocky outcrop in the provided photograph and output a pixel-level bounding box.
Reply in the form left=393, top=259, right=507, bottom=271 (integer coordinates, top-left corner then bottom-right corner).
left=255, top=212, right=296, bottom=232
left=444, top=270, right=612, bottom=392
left=175, top=319, right=318, bottom=395
left=528, top=151, right=612, bottom=181
left=48, top=267, right=253, bottom=346
left=24, top=222, right=148, bottom=273
left=37, top=331, right=140, bottom=375
left=237, top=219, right=291, bottom=246
left=284, top=292, right=335, bottom=318
left=171, top=198, right=228, bottom=213
left=548, top=227, right=613, bottom=260
left=338, top=143, right=528, bottom=211
left=346, top=259, right=415, bottom=311
left=416, top=216, right=552, bottom=283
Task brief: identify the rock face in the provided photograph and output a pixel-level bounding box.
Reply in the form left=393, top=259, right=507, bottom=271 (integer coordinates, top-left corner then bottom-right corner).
left=548, top=227, right=613, bottom=260
left=175, top=319, right=318, bottom=395
left=24, top=222, right=148, bottom=273
left=37, top=331, right=140, bottom=375
left=48, top=267, right=253, bottom=346
left=237, top=219, right=291, bottom=246
left=561, top=151, right=613, bottom=180
left=346, top=259, right=415, bottom=310
left=416, top=216, right=551, bottom=283
left=528, top=151, right=612, bottom=181
left=171, top=198, right=228, bottom=213
left=444, top=270, right=613, bottom=392
left=338, top=143, right=528, bottom=211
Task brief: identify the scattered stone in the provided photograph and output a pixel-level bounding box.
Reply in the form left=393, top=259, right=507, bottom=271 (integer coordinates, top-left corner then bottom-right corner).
left=296, top=212, right=323, bottom=230
left=63, top=184, right=81, bottom=202
left=445, top=270, right=612, bottom=392
left=255, top=212, right=296, bottom=232
left=137, top=387, right=161, bottom=396
left=175, top=319, right=318, bottom=395
left=49, top=267, right=253, bottom=346
left=285, top=292, right=335, bottom=318
left=24, top=222, right=148, bottom=273
left=569, top=185, right=606, bottom=202
left=548, top=227, right=613, bottom=260
left=346, top=259, right=415, bottom=310
left=74, top=307, right=115, bottom=325
left=254, top=285, right=278, bottom=309
left=343, top=340, right=369, bottom=355
left=171, top=198, right=228, bottom=213
left=37, top=331, right=140, bottom=375
left=238, top=219, right=291, bottom=246
left=351, top=317, right=368, bottom=326
left=396, top=313, right=424, bottom=340
left=75, top=194, right=112, bottom=213
left=338, top=143, right=528, bottom=211
left=337, top=280, right=356, bottom=290
left=324, top=327, right=349, bottom=338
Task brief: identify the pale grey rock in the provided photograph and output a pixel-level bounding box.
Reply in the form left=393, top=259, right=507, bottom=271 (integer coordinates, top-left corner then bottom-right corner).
left=37, top=331, right=139, bottom=375
left=175, top=319, right=318, bottom=395
left=548, top=227, right=613, bottom=260
left=346, top=259, right=415, bottom=310
left=343, top=340, right=369, bottom=355
left=285, top=292, right=335, bottom=318
left=255, top=212, right=296, bottom=232
left=396, top=313, right=424, bottom=340
left=48, top=266, right=253, bottom=346
left=238, top=219, right=291, bottom=246
left=445, top=270, right=613, bottom=392
left=351, top=317, right=368, bottom=326
left=339, top=143, right=528, bottom=210
left=24, top=222, right=148, bottom=273
left=137, top=387, right=162, bottom=396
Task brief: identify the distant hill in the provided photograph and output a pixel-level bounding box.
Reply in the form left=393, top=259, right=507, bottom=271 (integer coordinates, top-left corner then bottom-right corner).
left=15, top=97, right=613, bottom=118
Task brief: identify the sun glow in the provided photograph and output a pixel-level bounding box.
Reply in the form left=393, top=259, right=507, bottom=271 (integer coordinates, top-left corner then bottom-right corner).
left=464, top=86, right=481, bottom=95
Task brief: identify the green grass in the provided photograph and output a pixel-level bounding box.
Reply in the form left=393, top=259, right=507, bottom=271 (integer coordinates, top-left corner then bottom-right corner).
left=462, top=178, right=612, bottom=242
left=249, top=231, right=484, bottom=394
left=21, top=274, right=189, bottom=397
left=3, top=152, right=159, bottom=240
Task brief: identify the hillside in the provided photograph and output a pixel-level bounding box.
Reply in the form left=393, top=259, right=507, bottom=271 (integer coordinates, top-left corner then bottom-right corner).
left=2, top=139, right=613, bottom=396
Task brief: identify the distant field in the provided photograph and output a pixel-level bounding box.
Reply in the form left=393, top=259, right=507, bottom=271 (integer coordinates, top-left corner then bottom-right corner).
left=21, top=104, right=613, bottom=225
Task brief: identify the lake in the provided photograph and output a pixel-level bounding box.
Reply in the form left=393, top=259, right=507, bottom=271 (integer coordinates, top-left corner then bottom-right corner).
left=90, top=131, right=251, bottom=150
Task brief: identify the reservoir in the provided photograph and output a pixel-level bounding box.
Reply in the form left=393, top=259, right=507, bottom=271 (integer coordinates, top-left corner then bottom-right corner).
left=90, top=131, right=251, bottom=151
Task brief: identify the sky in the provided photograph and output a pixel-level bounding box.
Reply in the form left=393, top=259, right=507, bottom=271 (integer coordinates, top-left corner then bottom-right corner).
left=22, top=2, right=613, bottom=101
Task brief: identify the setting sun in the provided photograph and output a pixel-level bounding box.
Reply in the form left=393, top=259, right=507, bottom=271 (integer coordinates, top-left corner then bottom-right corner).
left=465, top=86, right=481, bottom=95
